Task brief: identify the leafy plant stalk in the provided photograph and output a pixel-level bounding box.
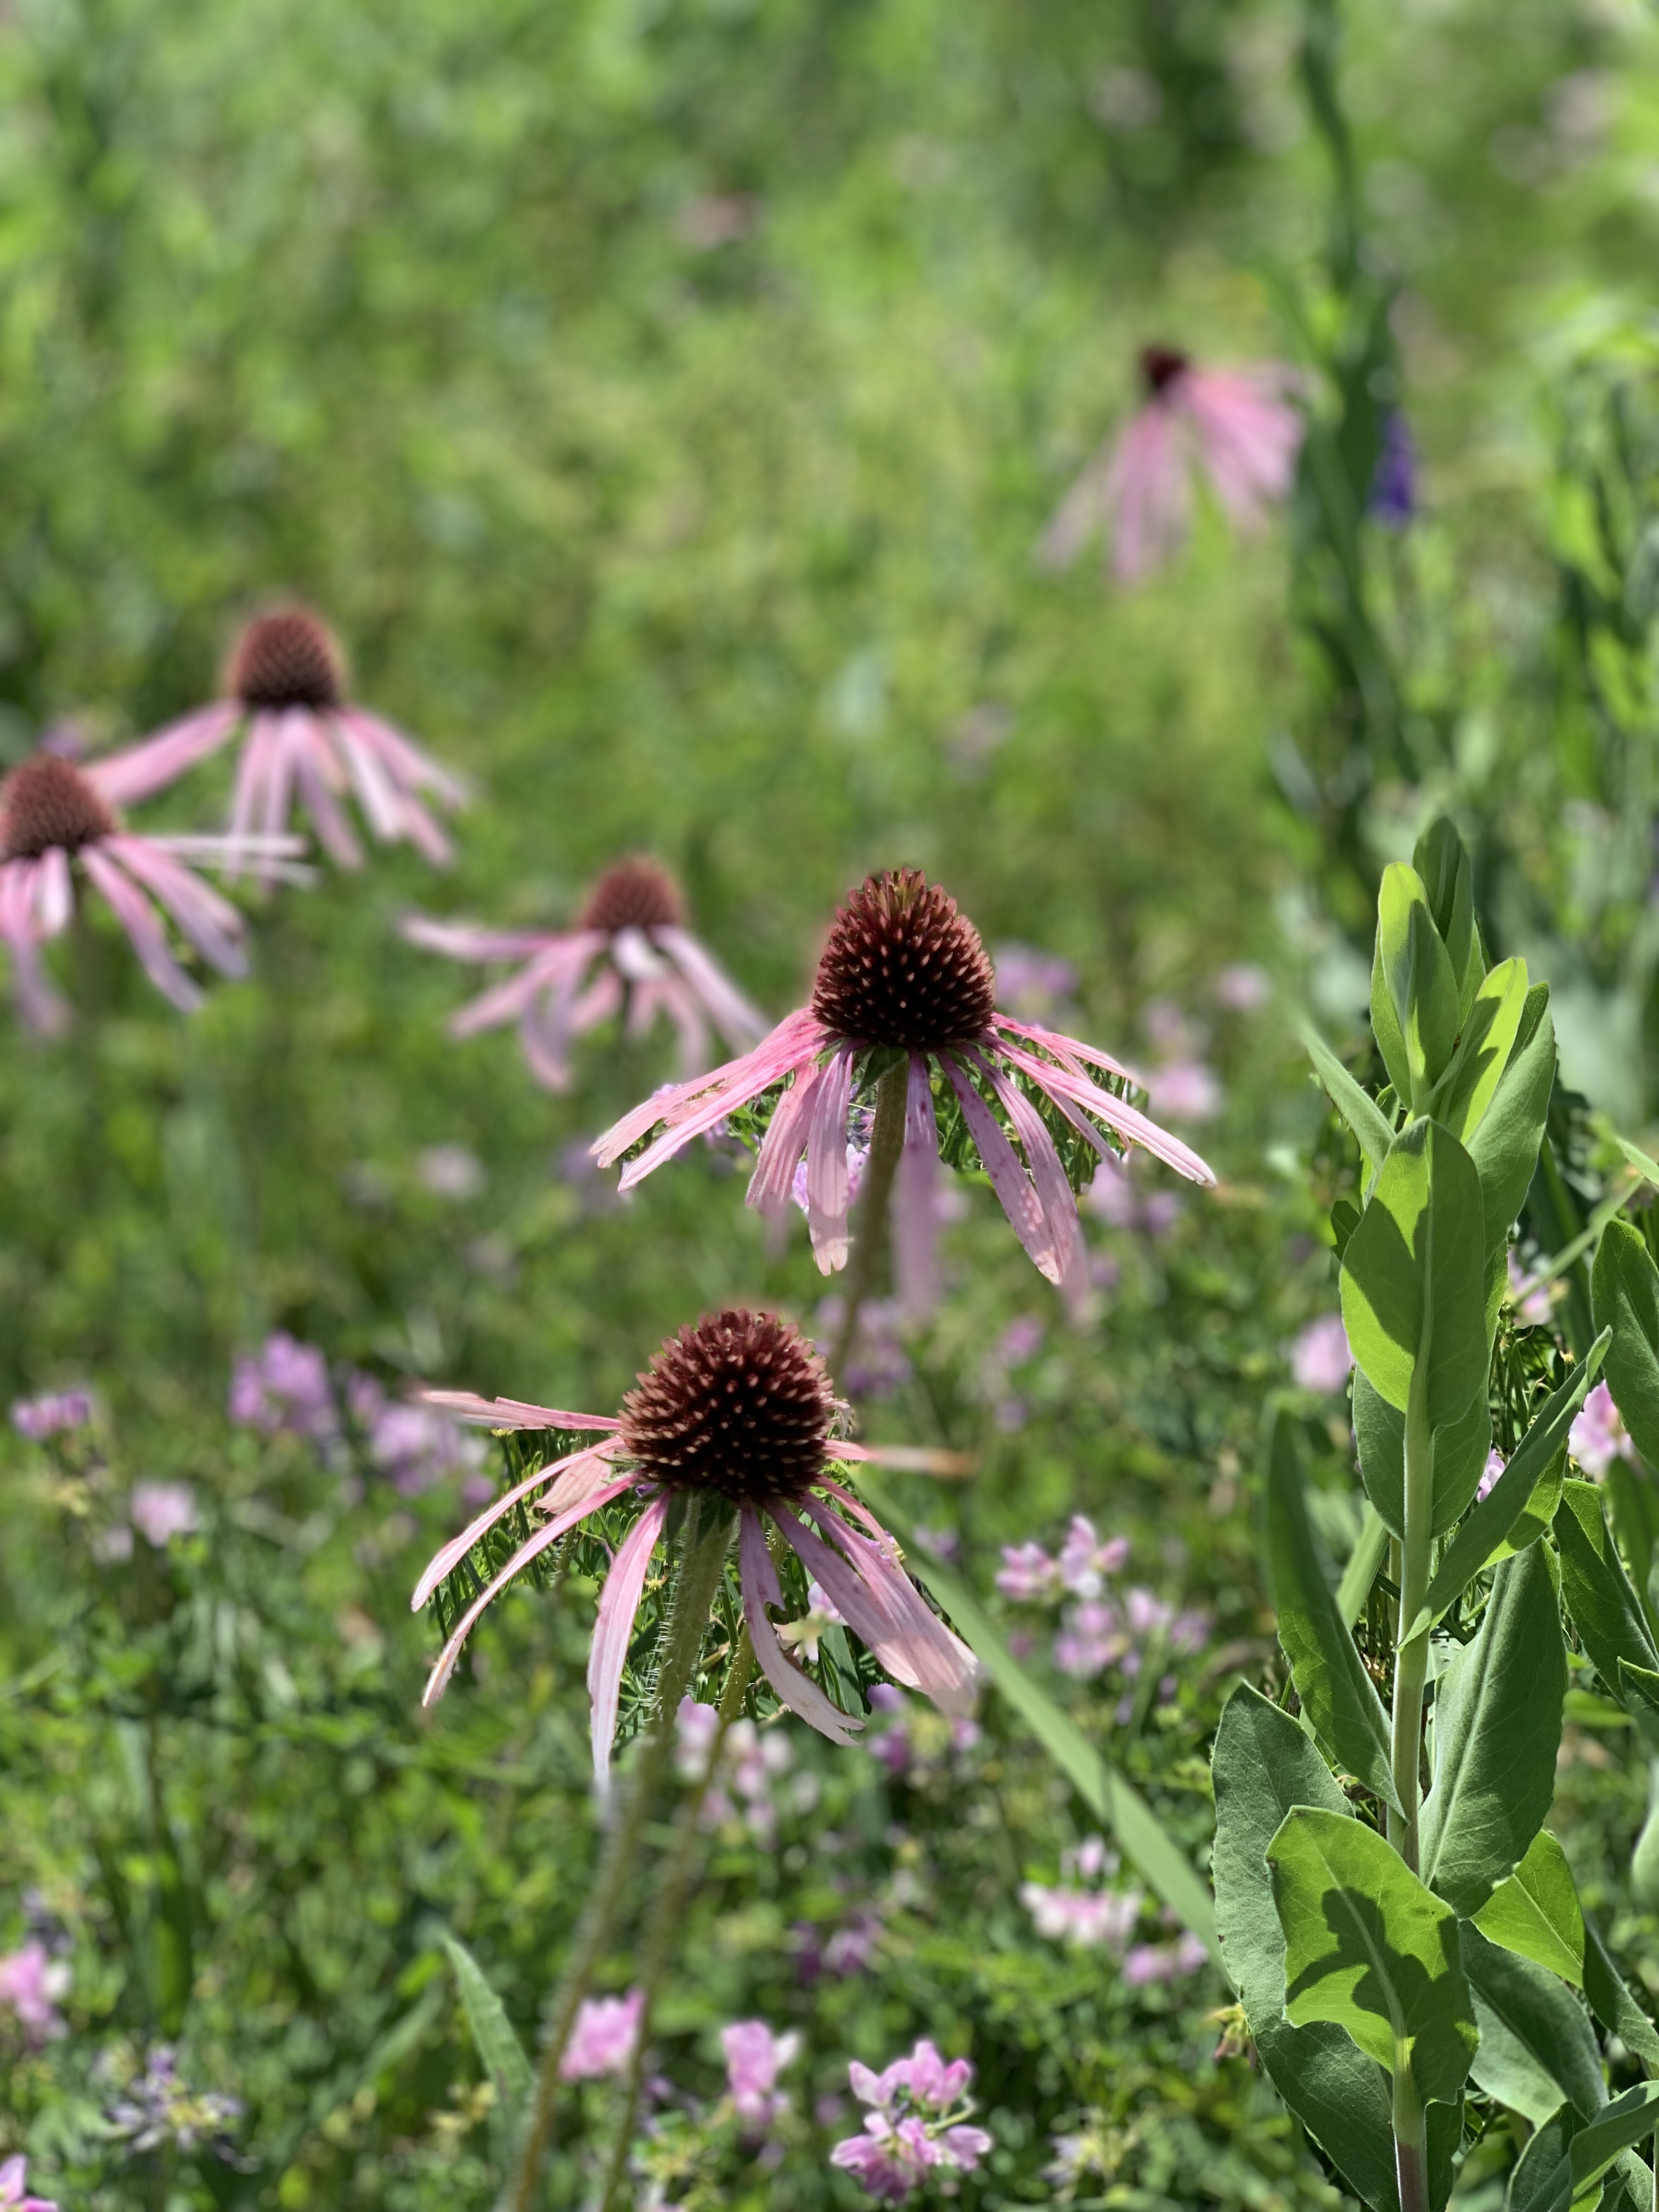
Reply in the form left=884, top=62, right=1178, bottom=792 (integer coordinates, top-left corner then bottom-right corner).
left=828, top=1063, right=908, bottom=1386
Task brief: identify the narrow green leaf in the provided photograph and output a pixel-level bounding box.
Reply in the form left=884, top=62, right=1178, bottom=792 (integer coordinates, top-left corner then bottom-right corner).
left=1584, top=1911, right=1659, bottom=2069
left=1509, top=2106, right=1584, bottom=2212
left=1267, top=1807, right=1479, bottom=2104
left=1375, top=863, right=1461, bottom=1102
left=1555, top=1481, right=1659, bottom=1712
left=1419, top=1545, right=1565, bottom=1917
left=1353, top=1367, right=1492, bottom=1542
left=1404, top=1338, right=1607, bottom=1641
left=859, top=1474, right=1217, bottom=1956
left=1468, top=985, right=1555, bottom=1246
left=1593, top=1220, right=1659, bottom=1470
left=1338, top=1504, right=1390, bottom=1628
left=1436, top=960, right=1528, bottom=1146
left=1211, top=1686, right=1400, bottom=2212
left=441, top=1933, right=532, bottom=2126
left=1341, top=1118, right=1488, bottom=1429
left=1616, top=1138, right=1659, bottom=1190
left=1301, top=1020, right=1397, bottom=1177
left=1412, top=818, right=1477, bottom=1017
left=1263, top=1404, right=1400, bottom=1810
left=1460, top=1922, right=1605, bottom=2126
left=1474, top=1832, right=1585, bottom=1987
left=1512, top=2083, right=1659, bottom=2212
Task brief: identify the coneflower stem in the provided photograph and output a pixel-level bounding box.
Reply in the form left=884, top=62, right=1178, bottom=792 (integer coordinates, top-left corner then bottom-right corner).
left=830, top=1063, right=909, bottom=1387
left=594, top=1624, right=760, bottom=2212
left=499, top=1500, right=735, bottom=2212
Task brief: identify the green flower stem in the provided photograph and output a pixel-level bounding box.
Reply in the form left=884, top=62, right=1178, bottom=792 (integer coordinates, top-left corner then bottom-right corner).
left=1388, top=1368, right=1433, bottom=2212
left=828, top=1062, right=909, bottom=1388
left=500, top=1500, right=736, bottom=2212
left=594, top=1624, right=761, bottom=2212
left=1391, top=2059, right=1429, bottom=2212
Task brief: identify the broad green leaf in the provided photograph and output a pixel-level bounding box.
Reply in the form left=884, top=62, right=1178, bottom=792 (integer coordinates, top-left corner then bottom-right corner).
left=1375, top=863, right=1460, bottom=1103
left=1263, top=1404, right=1400, bottom=1810
left=1593, top=1220, right=1659, bottom=1470
left=1468, top=985, right=1555, bottom=1246
left=1460, top=1922, right=1605, bottom=2126
left=1556, top=1482, right=1659, bottom=1713
left=1211, top=1686, right=1401, bottom=2212
left=1511, top=2083, right=1659, bottom=2212
left=859, top=1473, right=1217, bottom=1956
left=1340, top=1118, right=1488, bottom=1428
left=1599, top=2151, right=1655, bottom=2212
left=441, top=1933, right=531, bottom=2126
left=1267, top=1807, right=1478, bottom=2105
left=1419, top=1545, right=1565, bottom=1917
left=1353, top=1368, right=1492, bottom=1542
left=1412, top=817, right=1477, bottom=1016
left=1301, top=1020, right=1397, bottom=1178
left=1474, top=1832, right=1585, bottom=1987
left=1404, top=1343, right=1608, bottom=1639
left=1584, top=1911, right=1659, bottom=2070
left=1436, top=959, right=1528, bottom=1145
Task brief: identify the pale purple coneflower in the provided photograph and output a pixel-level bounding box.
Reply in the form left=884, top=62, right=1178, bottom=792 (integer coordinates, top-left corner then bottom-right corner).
left=592, top=870, right=1214, bottom=1292
left=411, top=1308, right=977, bottom=1787
left=402, top=855, right=767, bottom=1092
left=127, top=606, right=466, bottom=878
left=1039, top=345, right=1304, bottom=585
left=0, top=746, right=306, bottom=1031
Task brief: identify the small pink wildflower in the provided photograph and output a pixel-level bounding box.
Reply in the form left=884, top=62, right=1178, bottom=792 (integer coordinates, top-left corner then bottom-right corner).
left=9, top=1390, right=93, bottom=1441
left=992, top=944, right=1079, bottom=1019
left=0, top=2154, right=57, bottom=2211
left=1289, top=1314, right=1353, bottom=1397
left=128, top=1482, right=199, bottom=1548
left=1571, top=1381, right=1636, bottom=1480
left=1053, top=1600, right=1127, bottom=1679
left=831, top=2039, right=992, bottom=2202
left=722, top=2018, right=801, bottom=2133
left=1124, top=1932, right=1211, bottom=1985
left=1057, top=1515, right=1129, bottom=1598
left=1039, top=345, right=1303, bottom=584
left=0, top=1942, right=69, bottom=2044
left=1214, top=962, right=1271, bottom=1012
left=560, top=1990, right=644, bottom=2082
left=1507, top=1251, right=1557, bottom=1327
left=1476, top=1449, right=1506, bottom=1504
left=230, top=1333, right=337, bottom=1440
left=1145, top=1058, right=1223, bottom=1124
left=995, top=1541, right=1062, bottom=1602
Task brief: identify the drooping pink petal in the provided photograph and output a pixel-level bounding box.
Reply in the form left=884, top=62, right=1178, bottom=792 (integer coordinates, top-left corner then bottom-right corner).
left=588, top=1494, right=671, bottom=1790
left=827, top=1444, right=977, bottom=1476
left=337, top=706, right=470, bottom=809
left=593, top=1007, right=825, bottom=1167
left=805, top=1045, right=856, bottom=1273
left=893, top=1052, right=941, bottom=1318
left=291, top=731, right=365, bottom=867
left=1102, top=402, right=1192, bottom=583
left=740, top=1506, right=863, bottom=1746
left=0, top=858, right=69, bottom=1031
left=996, top=1038, right=1215, bottom=1185
left=78, top=845, right=201, bottom=1011
left=402, top=915, right=574, bottom=964
left=746, top=1057, right=825, bottom=1216
left=35, top=847, right=73, bottom=935
left=994, top=1015, right=1136, bottom=1086
left=964, top=1047, right=1081, bottom=1286
left=605, top=1018, right=829, bottom=1190
left=640, top=971, right=709, bottom=1075
left=654, top=924, right=769, bottom=1051
left=226, top=710, right=280, bottom=851
left=940, top=1056, right=1058, bottom=1282
left=421, top=1474, right=639, bottom=1707
left=1035, top=445, right=1115, bottom=573
left=87, top=702, right=241, bottom=806
left=446, top=944, right=596, bottom=1041
left=101, top=838, right=246, bottom=977
left=790, top=1500, right=978, bottom=1714
left=411, top=1441, right=628, bottom=1609
left=1179, top=368, right=1302, bottom=526
left=421, top=1390, right=623, bottom=1432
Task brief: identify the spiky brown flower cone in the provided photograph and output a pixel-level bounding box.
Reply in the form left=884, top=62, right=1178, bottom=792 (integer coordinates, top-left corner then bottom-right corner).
left=577, top=857, right=685, bottom=935
left=619, top=1309, right=837, bottom=1503
left=0, top=755, right=116, bottom=862
left=811, top=868, right=997, bottom=1052
left=227, top=608, right=345, bottom=712
left=1139, top=345, right=1190, bottom=396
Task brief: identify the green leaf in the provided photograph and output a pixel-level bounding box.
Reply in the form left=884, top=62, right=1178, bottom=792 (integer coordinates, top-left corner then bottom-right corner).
left=1353, top=1368, right=1492, bottom=1542
left=1474, top=1832, right=1585, bottom=1987
left=1467, top=984, right=1555, bottom=1245
left=1510, top=2083, right=1659, bottom=2212
left=1337, top=1504, right=1390, bottom=1627
left=1340, top=1118, right=1489, bottom=1428
left=1616, top=1138, right=1659, bottom=1190
left=1262, top=1403, right=1400, bottom=1810
left=1584, top=1911, right=1659, bottom=2069
left=441, top=1933, right=531, bottom=2127
left=1375, top=862, right=1461, bottom=1104
left=1593, top=1219, right=1659, bottom=1470
left=1436, top=959, right=1529, bottom=1146
left=1555, top=1481, right=1659, bottom=1712
left=1460, top=1922, right=1605, bottom=2126
left=1267, top=1807, right=1479, bottom=2105
left=1210, top=1686, right=1401, bottom=2212
left=1301, top=1020, right=1397, bottom=1178
left=1419, top=1545, right=1566, bottom=1917
left=1412, top=817, right=1477, bottom=1017
left=1404, top=1340, right=1609, bottom=1640
left=858, top=1472, right=1218, bottom=1956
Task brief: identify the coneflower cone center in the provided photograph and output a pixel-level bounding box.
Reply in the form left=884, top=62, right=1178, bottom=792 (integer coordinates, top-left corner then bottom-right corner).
left=0, top=755, right=115, bottom=861
left=811, top=868, right=997, bottom=1051
left=620, top=1309, right=836, bottom=1504
left=577, top=856, right=684, bottom=935
left=229, top=610, right=343, bottom=711
left=1139, top=344, right=1190, bottom=397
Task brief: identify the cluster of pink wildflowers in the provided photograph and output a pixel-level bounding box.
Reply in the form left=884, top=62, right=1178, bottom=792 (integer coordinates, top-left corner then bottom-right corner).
left=1507, top=1251, right=1559, bottom=1327
left=1086, top=1154, right=1186, bottom=1241
left=560, top=1990, right=645, bottom=2083
left=866, top=1680, right=981, bottom=1784
left=9, top=1389, right=93, bottom=1441
left=1020, top=1837, right=1142, bottom=1950
left=0, top=1943, right=69, bottom=2045
left=229, top=1333, right=337, bottom=1441
left=995, top=1517, right=1206, bottom=1712
left=1571, top=1381, right=1637, bottom=1480
left=346, top=1374, right=489, bottom=1501
left=675, top=1700, right=820, bottom=1841
left=791, top=1903, right=887, bottom=1983
left=0, top=2155, right=57, bottom=2212
left=721, top=2018, right=800, bottom=2135
left=830, top=2038, right=993, bottom=2202
left=1288, top=1313, right=1353, bottom=1397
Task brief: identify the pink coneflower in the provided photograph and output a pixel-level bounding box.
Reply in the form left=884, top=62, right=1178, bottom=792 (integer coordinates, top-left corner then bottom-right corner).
left=129, top=606, right=466, bottom=877
left=403, top=855, right=768, bottom=1092
left=0, top=746, right=304, bottom=1030
left=1039, top=346, right=1303, bottom=584
left=592, top=870, right=1213, bottom=1288
left=411, top=1308, right=977, bottom=1785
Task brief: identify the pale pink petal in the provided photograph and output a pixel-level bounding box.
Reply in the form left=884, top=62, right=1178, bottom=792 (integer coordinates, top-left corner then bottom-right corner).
left=447, top=945, right=596, bottom=1040
left=1103, top=403, right=1192, bottom=583
left=88, top=702, right=241, bottom=806
left=1180, top=368, right=1302, bottom=525
left=805, top=1046, right=856, bottom=1273
left=965, top=1046, right=1081, bottom=1284
left=603, top=1014, right=828, bottom=1187
left=226, top=710, right=283, bottom=855
left=940, top=1056, right=1058, bottom=1281
left=411, top=1441, right=628, bottom=1608
left=35, top=847, right=72, bottom=934
left=740, top=1506, right=862, bottom=1745
left=655, top=925, right=769, bottom=1051
left=588, top=1495, right=672, bottom=1790
left=791, top=1501, right=978, bottom=1713
left=338, top=706, right=470, bottom=808
left=102, top=838, right=245, bottom=977
left=746, top=1057, right=825, bottom=1216
left=893, top=1052, right=941, bottom=1318
left=1036, top=445, right=1115, bottom=572
left=421, top=1475, right=638, bottom=1706
left=420, top=1390, right=622, bottom=1433
left=520, top=957, right=618, bottom=1089
left=646, top=972, right=710, bottom=1076
left=830, top=1444, right=977, bottom=1477
left=0, top=859, right=69, bottom=1031
left=995, top=1014, right=1136, bottom=1086
left=292, top=733, right=365, bottom=867
left=78, top=846, right=201, bottom=1010
left=401, top=914, right=572, bottom=964
left=996, top=1039, right=1215, bottom=1185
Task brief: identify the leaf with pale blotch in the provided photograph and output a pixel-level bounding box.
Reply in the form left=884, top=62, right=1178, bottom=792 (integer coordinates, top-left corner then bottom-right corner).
left=1474, top=1832, right=1584, bottom=1987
